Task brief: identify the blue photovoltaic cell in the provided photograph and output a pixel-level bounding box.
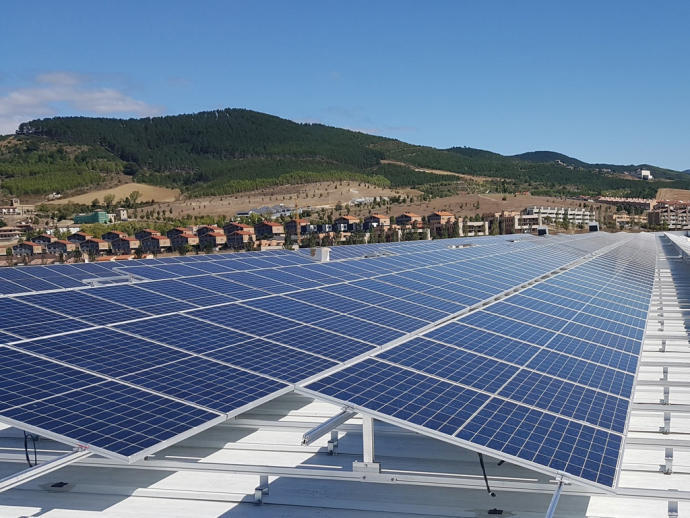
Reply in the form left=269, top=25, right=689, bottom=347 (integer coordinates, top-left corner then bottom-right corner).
left=526, top=348, right=635, bottom=397
left=252, top=268, right=324, bottom=289
left=543, top=334, right=639, bottom=373
left=220, top=272, right=294, bottom=293
left=15, top=290, right=150, bottom=325
left=0, top=298, right=88, bottom=338
left=456, top=398, right=622, bottom=487
left=322, top=283, right=399, bottom=306
left=350, top=306, right=431, bottom=333
left=306, top=358, right=490, bottom=436
left=497, top=370, right=629, bottom=432
left=264, top=325, right=376, bottom=362
left=421, top=287, right=482, bottom=307
left=424, top=323, right=539, bottom=365
left=560, top=322, right=640, bottom=354
left=204, top=338, right=337, bottom=383
left=399, top=292, right=465, bottom=314
left=10, top=278, right=62, bottom=292
left=136, top=279, right=220, bottom=302
left=11, top=328, right=191, bottom=378
left=459, top=312, right=558, bottom=346
left=191, top=303, right=299, bottom=334
left=377, top=338, right=519, bottom=393
left=0, top=347, right=105, bottom=410
left=86, top=285, right=197, bottom=314
left=154, top=264, right=208, bottom=277
left=569, top=313, right=643, bottom=338
left=375, top=274, right=436, bottom=293
left=117, top=314, right=254, bottom=354
left=379, top=299, right=449, bottom=323
left=485, top=302, right=569, bottom=332
left=2, top=381, right=218, bottom=459
left=311, top=315, right=406, bottom=345
left=177, top=275, right=268, bottom=299
left=286, top=290, right=368, bottom=314
left=122, top=356, right=288, bottom=413
left=242, top=296, right=341, bottom=324
left=0, top=331, right=17, bottom=342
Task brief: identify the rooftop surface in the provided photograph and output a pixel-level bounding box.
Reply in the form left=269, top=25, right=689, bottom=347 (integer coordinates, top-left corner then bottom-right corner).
left=0, top=232, right=687, bottom=516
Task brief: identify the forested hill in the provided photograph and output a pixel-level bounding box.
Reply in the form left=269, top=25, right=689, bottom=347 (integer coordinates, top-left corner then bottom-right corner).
left=17, top=110, right=385, bottom=171
left=3, top=108, right=689, bottom=198
left=511, top=150, right=678, bottom=177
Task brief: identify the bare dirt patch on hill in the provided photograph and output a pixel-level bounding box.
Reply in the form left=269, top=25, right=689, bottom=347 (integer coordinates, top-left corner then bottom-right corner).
left=657, top=188, right=690, bottom=202
left=46, top=183, right=181, bottom=205
left=151, top=181, right=419, bottom=218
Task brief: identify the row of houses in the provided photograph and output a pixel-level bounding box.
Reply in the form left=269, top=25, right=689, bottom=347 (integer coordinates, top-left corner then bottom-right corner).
left=11, top=226, right=225, bottom=257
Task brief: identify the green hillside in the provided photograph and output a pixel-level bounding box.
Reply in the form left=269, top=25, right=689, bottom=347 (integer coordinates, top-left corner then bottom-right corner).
left=2, top=108, right=688, bottom=199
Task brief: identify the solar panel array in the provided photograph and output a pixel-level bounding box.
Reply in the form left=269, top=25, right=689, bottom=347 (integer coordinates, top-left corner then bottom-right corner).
left=303, top=235, right=656, bottom=488
left=0, top=232, right=655, bottom=487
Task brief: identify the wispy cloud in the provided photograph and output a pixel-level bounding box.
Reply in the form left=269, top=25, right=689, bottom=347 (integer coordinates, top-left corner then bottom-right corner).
left=0, top=72, right=163, bottom=135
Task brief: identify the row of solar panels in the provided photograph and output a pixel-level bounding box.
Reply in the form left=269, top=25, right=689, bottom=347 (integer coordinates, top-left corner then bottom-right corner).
left=303, top=235, right=656, bottom=488
left=0, top=234, right=622, bottom=343
left=0, top=234, right=624, bottom=463
left=0, top=233, right=603, bottom=296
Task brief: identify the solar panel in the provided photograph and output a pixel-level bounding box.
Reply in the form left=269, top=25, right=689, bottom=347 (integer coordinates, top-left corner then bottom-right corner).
left=264, top=325, right=376, bottom=362
left=456, top=398, right=622, bottom=487
left=302, top=234, right=656, bottom=489
left=305, top=358, right=490, bottom=436
left=121, top=356, right=288, bottom=413
left=203, top=338, right=337, bottom=383
left=86, top=284, right=198, bottom=315
left=2, top=380, right=220, bottom=460
left=0, top=347, right=105, bottom=409
left=0, top=231, right=655, bottom=484
left=10, top=328, right=192, bottom=378
left=117, top=314, right=255, bottom=354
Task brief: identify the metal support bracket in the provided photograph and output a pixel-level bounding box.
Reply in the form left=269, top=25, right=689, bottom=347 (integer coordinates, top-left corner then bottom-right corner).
left=353, top=415, right=381, bottom=473
left=253, top=474, right=269, bottom=504
left=662, top=448, right=674, bottom=475
left=544, top=475, right=568, bottom=518
left=302, top=409, right=355, bottom=446
left=327, top=430, right=338, bottom=455
left=0, top=447, right=91, bottom=493
left=660, top=412, right=672, bottom=435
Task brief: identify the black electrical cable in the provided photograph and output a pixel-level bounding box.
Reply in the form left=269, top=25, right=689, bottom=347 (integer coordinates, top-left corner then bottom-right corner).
left=23, top=431, right=37, bottom=467
left=478, top=453, right=496, bottom=497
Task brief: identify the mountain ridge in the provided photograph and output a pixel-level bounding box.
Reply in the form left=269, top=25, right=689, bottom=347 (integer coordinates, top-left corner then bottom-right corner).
left=2, top=108, right=688, bottom=199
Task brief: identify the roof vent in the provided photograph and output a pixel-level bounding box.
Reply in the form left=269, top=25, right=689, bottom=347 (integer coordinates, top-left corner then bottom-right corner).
left=311, top=247, right=330, bottom=262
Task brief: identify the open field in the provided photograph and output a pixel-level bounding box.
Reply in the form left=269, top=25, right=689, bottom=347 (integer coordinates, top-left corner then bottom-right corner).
left=149, top=181, right=419, bottom=218
left=45, top=183, right=181, bottom=205
left=657, top=188, right=690, bottom=202
left=142, top=181, right=599, bottom=221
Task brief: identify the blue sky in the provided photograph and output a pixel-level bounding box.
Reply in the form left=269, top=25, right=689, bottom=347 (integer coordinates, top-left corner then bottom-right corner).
left=1, top=1, right=689, bottom=169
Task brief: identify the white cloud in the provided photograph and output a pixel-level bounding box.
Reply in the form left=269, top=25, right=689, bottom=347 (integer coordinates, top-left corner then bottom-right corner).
left=0, top=72, right=163, bottom=135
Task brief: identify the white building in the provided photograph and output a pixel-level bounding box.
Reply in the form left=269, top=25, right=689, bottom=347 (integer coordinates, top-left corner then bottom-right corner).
left=525, top=206, right=594, bottom=224
left=637, top=168, right=654, bottom=180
